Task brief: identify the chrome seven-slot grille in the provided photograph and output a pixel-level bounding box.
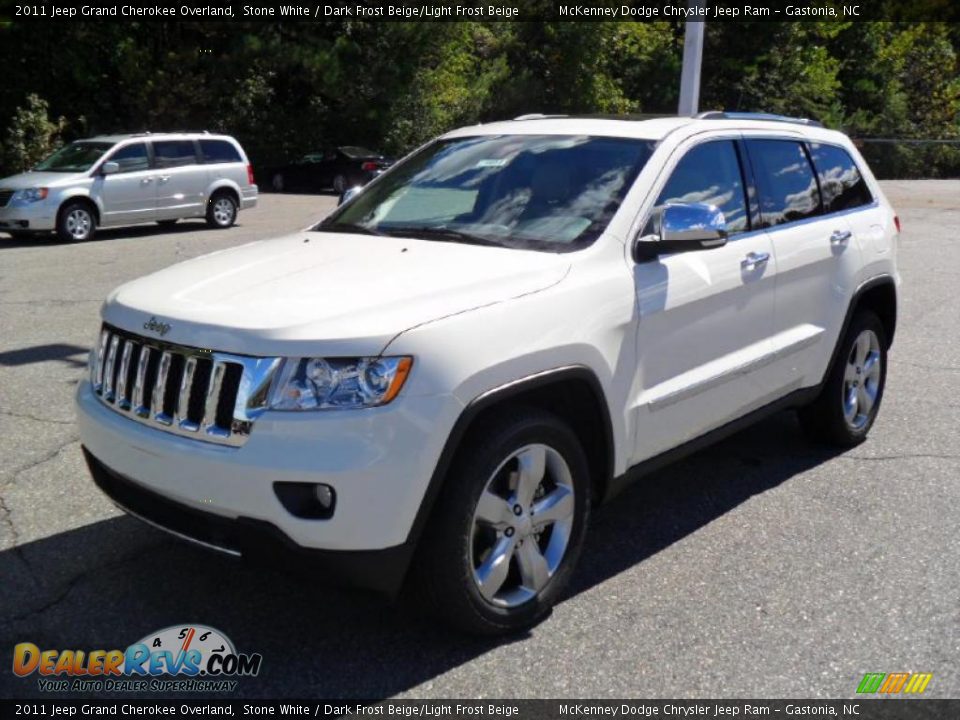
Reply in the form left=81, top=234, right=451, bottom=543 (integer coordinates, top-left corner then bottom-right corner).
left=92, top=324, right=281, bottom=447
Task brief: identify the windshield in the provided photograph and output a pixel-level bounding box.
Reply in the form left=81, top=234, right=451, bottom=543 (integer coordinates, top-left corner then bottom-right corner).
left=318, top=134, right=654, bottom=252
left=33, top=142, right=113, bottom=172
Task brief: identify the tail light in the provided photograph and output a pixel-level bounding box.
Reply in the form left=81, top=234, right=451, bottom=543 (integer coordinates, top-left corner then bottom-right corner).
left=247, top=164, right=256, bottom=186
left=361, top=161, right=378, bottom=172
left=894, top=215, right=901, bottom=233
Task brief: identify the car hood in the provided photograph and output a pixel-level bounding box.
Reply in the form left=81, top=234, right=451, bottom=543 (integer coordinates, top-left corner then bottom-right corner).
left=103, top=231, right=571, bottom=357
left=0, top=170, right=87, bottom=189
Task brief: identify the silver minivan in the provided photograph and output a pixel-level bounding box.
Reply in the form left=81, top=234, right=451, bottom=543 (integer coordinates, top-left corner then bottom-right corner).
left=0, top=132, right=258, bottom=242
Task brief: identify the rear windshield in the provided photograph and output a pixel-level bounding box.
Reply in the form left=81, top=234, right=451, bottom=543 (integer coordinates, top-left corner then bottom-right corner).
left=340, top=146, right=378, bottom=158
left=34, top=142, right=113, bottom=173
left=319, top=134, right=655, bottom=252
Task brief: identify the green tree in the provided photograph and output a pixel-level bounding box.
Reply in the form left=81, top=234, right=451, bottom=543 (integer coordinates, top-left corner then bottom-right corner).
left=2, top=94, right=67, bottom=173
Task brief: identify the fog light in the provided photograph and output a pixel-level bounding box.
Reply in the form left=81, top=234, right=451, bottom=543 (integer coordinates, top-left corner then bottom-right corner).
left=314, top=484, right=334, bottom=509
left=273, top=482, right=336, bottom=519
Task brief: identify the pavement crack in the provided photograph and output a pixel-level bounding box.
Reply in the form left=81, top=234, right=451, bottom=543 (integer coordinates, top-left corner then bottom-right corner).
left=0, top=408, right=74, bottom=426
left=1, top=437, right=80, bottom=489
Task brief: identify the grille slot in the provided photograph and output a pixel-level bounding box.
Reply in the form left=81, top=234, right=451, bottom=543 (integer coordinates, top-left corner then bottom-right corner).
left=91, top=324, right=280, bottom=447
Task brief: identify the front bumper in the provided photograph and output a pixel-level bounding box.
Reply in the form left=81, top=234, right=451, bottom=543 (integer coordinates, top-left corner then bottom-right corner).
left=0, top=200, right=56, bottom=232
left=76, top=380, right=460, bottom=555
left=83, top=448, right=412, bottom=594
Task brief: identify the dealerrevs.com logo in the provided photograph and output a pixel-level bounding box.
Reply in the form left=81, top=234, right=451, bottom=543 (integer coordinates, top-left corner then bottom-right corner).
left=12, top=624, right=262, bottom=693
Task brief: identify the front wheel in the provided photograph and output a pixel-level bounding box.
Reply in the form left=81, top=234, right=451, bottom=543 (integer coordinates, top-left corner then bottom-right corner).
left=272, top=173, right=285, bottom=192
left=413, top=407, right=591, bottom=635
left=57, top=202, right=97, bottom=242
left=206, top=192, right=237, bottom=229
left=798, top=310, right=888, bottom=446
left=332, top=174, right=347, bottom=194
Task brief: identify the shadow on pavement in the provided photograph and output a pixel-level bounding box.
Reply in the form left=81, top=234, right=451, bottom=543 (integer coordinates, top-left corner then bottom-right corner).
left=0, top=411, right=842, bottom=699
left=0, top=343, right=89, bottom=368
left=0, top=221, right=217, bottom=249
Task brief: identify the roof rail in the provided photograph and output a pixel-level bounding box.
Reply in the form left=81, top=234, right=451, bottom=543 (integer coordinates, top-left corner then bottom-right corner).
left=696, top=111, right=824, bottom=128
left=512, top=113, right=569, bottom=121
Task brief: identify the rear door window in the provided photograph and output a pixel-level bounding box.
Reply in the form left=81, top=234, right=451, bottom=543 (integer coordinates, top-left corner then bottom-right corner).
left=807, top=143, right=873, bottom=213
left=745, top=139, right=822, bottom=228
left=655, top=140, right=750, bottom=235
left=107, top=143, right=149, bottom=173
left=153, top=140, right=197, bottom=169
left=199, top=140, right=242, bottom=164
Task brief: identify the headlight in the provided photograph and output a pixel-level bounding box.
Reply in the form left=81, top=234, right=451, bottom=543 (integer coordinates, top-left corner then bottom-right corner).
left=268, top=356, right=413, bottom=411
left=12, top=188, right=49, bottom=203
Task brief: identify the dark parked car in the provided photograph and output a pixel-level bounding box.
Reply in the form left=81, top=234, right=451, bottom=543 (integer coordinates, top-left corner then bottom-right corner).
left=268, top=146, right=392, bottom=193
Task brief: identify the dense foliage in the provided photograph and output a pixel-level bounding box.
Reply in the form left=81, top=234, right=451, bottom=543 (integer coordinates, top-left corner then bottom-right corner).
left=0, top=21, right=957, bottom=177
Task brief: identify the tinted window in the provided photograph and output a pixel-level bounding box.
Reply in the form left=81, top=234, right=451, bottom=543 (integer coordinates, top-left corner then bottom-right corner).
left=746, top=140, right=821, bottom=227
left=200, top=139, right=242, bottom=164
left=154, top=140, right=196, bottom=168
left=34, top=142, right=112, bottom=172
left=808, top=143, right=873, bottom=213
left=107, top=143, right=149, bottom=173
left=655, top=140, right=749, bottom=234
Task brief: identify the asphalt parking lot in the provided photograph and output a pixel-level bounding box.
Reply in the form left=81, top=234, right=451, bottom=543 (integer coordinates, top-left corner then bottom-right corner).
left=1, top=182, right=958, bottom=699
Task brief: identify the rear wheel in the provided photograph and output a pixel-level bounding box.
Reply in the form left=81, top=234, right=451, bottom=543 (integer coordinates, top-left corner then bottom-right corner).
left=333, top=174, right=347, bottom=194
left=206, top=192, right=237, bottom=229
left=798, top=310, right=887, bottom=446
left=272, top=173, right=285, bottom=192
left=413, top=407, right=590, bottom=635
left=57, top=202, right=96, bottom=242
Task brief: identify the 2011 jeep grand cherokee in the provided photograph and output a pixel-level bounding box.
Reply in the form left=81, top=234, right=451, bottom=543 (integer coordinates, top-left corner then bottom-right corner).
left=77, top=113, right=899, bottom=634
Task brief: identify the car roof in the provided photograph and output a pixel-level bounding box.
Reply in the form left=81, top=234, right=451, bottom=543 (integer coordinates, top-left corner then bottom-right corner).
left=80, top=132, right=238, bottom=144
left=442, top=115, right=849, bottom=145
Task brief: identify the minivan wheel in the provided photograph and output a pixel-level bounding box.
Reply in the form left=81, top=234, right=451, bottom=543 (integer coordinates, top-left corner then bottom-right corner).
left=333, top=174, right=347, bottom=194
left=798, top=310, right=887, bottom=447
left=413, top=407, right=590, bottom=635
left=206, top=192, right=237, bottom=229
left=272, top=173, right=284, bottom=192
left=57, top=202, right=96, bottom=242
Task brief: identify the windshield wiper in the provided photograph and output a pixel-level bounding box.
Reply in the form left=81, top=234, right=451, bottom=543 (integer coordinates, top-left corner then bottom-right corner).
left=381, top=225, right=505, bottom=247
left=315, top=221, right=386, bottom=236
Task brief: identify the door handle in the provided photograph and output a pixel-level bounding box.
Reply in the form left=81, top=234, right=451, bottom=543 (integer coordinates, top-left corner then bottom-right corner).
left=158, top=175, right=171, bottom=183
left=141, top=177, right=153, bottom=184
left=830, top=229, right=852, bottom=245
left=741, top=251, right=770, bottom=271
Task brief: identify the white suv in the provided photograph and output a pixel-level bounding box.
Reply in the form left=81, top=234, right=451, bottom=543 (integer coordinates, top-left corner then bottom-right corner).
left=0, top=132, right=257, bottom=242
left=76, top=113, right=899, bottom=634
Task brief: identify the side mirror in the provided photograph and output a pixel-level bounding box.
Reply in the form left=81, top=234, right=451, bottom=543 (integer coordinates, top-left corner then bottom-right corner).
left=101, top=161, right=120, bottom=176
left=633, top=202, right=728, bottom=262
left=338, top=185, right=363, bottom=206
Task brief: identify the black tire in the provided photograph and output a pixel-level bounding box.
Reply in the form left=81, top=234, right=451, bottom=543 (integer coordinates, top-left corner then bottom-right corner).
left=56, top=201, right=97, bottom=242
left=157, top=219, right=178, bottom=227
left=206, top=192, right=237, bottom=229
left=333, top=174, right=347, bottom=194
left=412, top=406, right=591, bottom=635
left=798, top=310, right=888, bottom=447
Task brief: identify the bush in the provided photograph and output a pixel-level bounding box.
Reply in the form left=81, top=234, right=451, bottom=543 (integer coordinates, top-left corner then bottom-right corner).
left=2, top=94, right=67, bottom=175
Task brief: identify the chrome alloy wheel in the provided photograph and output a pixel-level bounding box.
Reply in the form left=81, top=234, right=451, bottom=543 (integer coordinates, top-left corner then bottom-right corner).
left=212, top=197, right=235, bottom=226
left=470, top=443, right=575, bottom=608
left=65, top=208, right=93, bottom=240
left=843, top=328, right=882, bottom=431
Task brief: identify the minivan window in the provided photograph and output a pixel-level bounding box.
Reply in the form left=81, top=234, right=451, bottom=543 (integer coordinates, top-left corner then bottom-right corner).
left=319, top=135, right=655, bottom=252
left=808, top=143, right=873, bottom=213
left=106, top=143, right=149, bottom=173
left=154, top=140, right=196, bottom=169
left=655, top=140, right=749, bottom=235
left=746, top=140, right=821, bottom=228
left=34, top=142, right=112, bottom=173
left=200, top=140, right=242, bottom=164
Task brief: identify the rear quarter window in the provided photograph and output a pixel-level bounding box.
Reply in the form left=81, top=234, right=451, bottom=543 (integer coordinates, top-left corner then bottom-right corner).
left=745, top=139, right=822, bottom=228
left=808, top=143, right=873, bottom=213
left=200, top=140, right=243, bottom=164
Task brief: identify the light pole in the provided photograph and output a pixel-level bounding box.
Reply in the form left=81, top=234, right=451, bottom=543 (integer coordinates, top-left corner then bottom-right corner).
left=677, top=0, right=706, bottom=116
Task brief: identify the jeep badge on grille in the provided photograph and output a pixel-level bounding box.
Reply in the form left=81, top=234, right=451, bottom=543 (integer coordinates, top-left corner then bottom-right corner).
left=143, top=316, right=172, bottom=336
